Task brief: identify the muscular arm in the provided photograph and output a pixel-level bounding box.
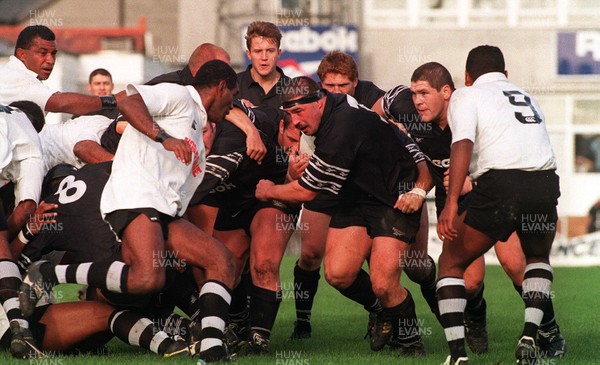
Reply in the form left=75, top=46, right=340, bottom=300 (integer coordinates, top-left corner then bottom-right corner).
left=6, top=199, right=36, bottom=240
left=45, top=92, right=107, bottom=115
left=73, top=140, right=114, bottom=164
left=437, top=139, right=473, bottom=240
left=255, top=179, right=318, bottom=205
left=118, top=93, right=191, bottom=164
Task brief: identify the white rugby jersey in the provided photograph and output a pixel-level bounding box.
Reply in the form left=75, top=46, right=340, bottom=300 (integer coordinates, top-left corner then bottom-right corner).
left=40, top=114, right=112, bottom=173
left=0, top=56, right=56, bottom=112
left=448, top=72, right=556, bottom=180
left=0, top=106, right=44, bottom=204
left=100, top=83, right=206, bottom=218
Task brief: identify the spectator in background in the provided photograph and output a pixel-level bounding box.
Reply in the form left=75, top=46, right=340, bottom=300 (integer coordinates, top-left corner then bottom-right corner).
left=87, top=68, right=115, bottom=97
left=588, top=199, right=600, bottom=233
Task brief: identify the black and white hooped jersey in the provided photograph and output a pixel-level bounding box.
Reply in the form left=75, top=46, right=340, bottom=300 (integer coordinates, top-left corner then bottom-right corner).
left=20, top=162, right=121, bottom=268
left=299, top=93, right=425, bottom=208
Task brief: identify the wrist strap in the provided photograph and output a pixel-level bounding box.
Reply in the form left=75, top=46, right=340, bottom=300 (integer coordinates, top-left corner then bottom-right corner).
left=154, top=128, right=171, bottom=143
left=100, top=96, right=117, bottom=110
left=408, top=187, right=427, bottom=198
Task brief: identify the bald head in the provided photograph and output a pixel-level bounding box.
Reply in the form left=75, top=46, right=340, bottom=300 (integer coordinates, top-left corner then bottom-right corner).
left=188, top=43, right=231, bottom=76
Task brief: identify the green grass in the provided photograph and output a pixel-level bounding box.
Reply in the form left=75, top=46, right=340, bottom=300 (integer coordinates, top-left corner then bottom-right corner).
left=1, top=257, right=598, bottom=364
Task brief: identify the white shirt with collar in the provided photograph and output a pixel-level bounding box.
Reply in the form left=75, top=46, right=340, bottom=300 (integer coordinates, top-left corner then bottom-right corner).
left=0, top=56, right=56, bottom=112
left=448, top=72, right=557, bottom=180
left=100, top=83, right=207, bottom=218
left=0, top=106, right=44, bottom=204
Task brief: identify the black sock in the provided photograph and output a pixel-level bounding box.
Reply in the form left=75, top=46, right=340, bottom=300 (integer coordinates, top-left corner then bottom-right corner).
left=0, top=259, right=29, bottom=329
left=393, top=290, right=420, bottom=343
left=466, top=283, right=486, bottom=318
left=40, top=260, right=129, bottom=293
left=109, top=310, right=175, bottom=355
left=437, top=277, right=467, bottom=359
left=411, top=256, right=438, bottom=316
left=338, top=269, right=382, bottom=313
left=250, top=285, right=281, bottom=337
left=293, top=262, right=320, bottom=331
left=229, top=279, right=250, bottom=323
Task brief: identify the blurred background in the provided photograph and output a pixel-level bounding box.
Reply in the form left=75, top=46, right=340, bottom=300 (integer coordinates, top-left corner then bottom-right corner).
left=1, top=0, right=599, bottom=263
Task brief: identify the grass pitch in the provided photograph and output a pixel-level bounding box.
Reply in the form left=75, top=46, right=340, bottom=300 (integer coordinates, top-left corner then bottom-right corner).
left=1, top=257, right=597, bottom=365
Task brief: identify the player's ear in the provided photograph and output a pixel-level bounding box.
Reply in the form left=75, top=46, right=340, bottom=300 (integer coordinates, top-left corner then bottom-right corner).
left=15, top=48, right=26, bottom=63
left=441, top=84, right=452, bottom=99
left=245, top=49, right=251, bottom=60
left=465, top=71, right=474, bottom=86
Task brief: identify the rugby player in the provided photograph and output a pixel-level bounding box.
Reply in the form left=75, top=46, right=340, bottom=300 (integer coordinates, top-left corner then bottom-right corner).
left=256, top=76, right=433, bottom=356
left=290, top=51, right=387, bottom=339
left=436, top=46, right=561, bottom=365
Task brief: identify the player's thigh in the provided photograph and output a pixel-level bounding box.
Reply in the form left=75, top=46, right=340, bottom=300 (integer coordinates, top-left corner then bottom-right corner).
left=463, top=255, right=485, bottom=295
left=299, top=208, right=331, bottom=259
left=40, top=302, right=115, bottom=351
left=494, top=231, right=525, bottom=284
left=438, top=212, right=496, bottom=276
left=186, top=203, right=218, bottom=235
left=370, top=236, right=410, bottom=285
left=249, top=208, right=293, bottom=269
left=121, top=213, right=164, bottom=269
left=167, top=219, right=234, bottom=270
left=0, top=231, right=11, bottom=259
left=324, top=226, right=371, bottom=284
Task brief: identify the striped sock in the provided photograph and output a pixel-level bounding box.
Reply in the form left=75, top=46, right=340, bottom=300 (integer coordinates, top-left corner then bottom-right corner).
left=437, top=277, right=467, bottom=359
left=109, top=310, right=176, bottom=355
left=41, top=261, right=129, bottom=293
left=198, top=280, right=232, bottom=352
left=521, top=263, right=553, bottom=339
left=0, top=260, right=29, bottom=329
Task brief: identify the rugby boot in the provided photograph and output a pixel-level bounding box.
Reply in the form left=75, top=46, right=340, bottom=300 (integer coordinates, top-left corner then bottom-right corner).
left=537, top=323, right=566, bottom=358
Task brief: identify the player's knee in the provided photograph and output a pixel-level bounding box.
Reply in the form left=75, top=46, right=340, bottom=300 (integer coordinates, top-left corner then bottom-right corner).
left=324, top=267, right=354, bottom=290
left=131, top=269, right=165, bottom=294
left=403, top=263, right=430, bottom=283
left=252, top=259, right=278, bottom=284
left=464, top=279, right=483, bottom=298
left=299, top=251, right=323, bottom=271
